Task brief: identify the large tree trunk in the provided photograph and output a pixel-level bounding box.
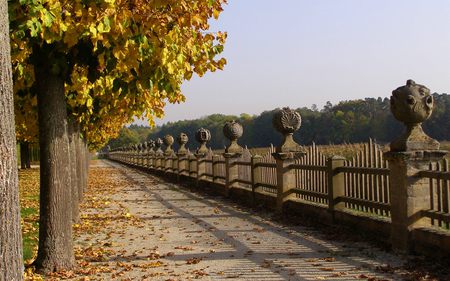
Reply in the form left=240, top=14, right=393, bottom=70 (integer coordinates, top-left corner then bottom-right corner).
left=68, top=119, right=79, bottom=223
left=34, top=56, right=75, bottom=273
left=0, top=0, right=24, bottom=279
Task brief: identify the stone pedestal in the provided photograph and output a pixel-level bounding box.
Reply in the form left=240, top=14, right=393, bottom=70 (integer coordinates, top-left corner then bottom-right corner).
left=177, top=153, right=188, bottom=182
left=155, top=153, right=162, bottom=170
left=212, top=155, right=221, bottom=184
left=251, top=155, right=263, bottom=205
left=224, top=153, right=241, bottom=197
left=385, top=150, right=447, bottom=252
left=148, top=152, right=155, bottom=169
left=327, top=156, right=346, bottom=220
left=195, top=153, right=206, bottom=187
left=273, top=152, right=305, bottom=214
left=164, top=152, right=174, bottom=173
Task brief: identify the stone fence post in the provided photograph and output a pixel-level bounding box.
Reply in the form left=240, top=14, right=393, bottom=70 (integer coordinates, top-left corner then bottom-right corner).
left=163, top=135, right=175, bottom=174
left=251, top=155, right=262, bottom=204
left=195, top=128, right=211, bottom=187
left=272, top=107, right=305, bottom=214
left=224, top=155, right=239, bottom=197
left=385, top=80, right=447, bottom=252
left=176, top=133, right=189, bottom=182
left=147, top=140, right=155, bottom=169
left=154, top=138, right=163, bottom=171
left=212, top=155, right=221, bottom=184
left=327, top=156, right=346, bottom=221
left=223, top=121, right=244, bottom=197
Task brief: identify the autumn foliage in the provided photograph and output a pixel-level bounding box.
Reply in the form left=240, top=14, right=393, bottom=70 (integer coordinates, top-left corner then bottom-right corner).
left=9, top=0, right=227, bottom=147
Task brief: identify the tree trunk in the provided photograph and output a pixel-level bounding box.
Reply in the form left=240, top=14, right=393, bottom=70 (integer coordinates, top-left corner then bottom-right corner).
left=75, top=129, right=84, bottom=203
left=19, top=142, right=31, bottom=169
left=68, top=119, right=79, bottom=223
left=25, top=143, right=31, bottom=168
left=84, top=140, right=90, bottom=193
left=34, top=57, right=75, bottom=273
left=20, top=142, right=27, bottom=169
left=0, top=0, right=24, bottom=278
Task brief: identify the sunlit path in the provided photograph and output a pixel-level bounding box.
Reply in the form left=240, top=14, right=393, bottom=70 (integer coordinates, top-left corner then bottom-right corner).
left=67, top=159, right=426, bottom=280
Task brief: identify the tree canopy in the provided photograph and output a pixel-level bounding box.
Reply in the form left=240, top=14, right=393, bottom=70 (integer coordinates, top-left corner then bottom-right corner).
left=10, top=0, right=227, bottom=147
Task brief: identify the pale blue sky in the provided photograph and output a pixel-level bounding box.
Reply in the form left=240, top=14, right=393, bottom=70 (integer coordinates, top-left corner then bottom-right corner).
left=142, top=0, right=450, bottom=126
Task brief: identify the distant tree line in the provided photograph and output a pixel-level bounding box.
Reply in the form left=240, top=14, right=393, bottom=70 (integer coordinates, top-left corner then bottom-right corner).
left=107, top=93, right=450, bottom=150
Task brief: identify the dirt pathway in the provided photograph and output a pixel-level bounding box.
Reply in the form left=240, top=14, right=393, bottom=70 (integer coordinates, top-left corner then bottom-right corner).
left=62, top=160, right=444, bottom=280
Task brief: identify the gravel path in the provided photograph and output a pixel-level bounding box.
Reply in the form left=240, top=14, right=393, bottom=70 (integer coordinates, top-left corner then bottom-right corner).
left=70, top=160, right=426, bottom=280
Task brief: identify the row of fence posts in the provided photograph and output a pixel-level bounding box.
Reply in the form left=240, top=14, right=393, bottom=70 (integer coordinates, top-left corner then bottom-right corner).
left=108, top=80, right=450, bottom=254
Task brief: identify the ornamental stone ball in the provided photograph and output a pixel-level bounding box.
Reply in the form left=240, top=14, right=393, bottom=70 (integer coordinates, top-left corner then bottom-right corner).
left=177, top=133, right=189, bottom=154
left=147, top=140, right=155, bottom=154
left=195, top=128, right=211, bottom=155
left=272, top=107, right=302, bottom=153
left=223, top=120, right=244, bottom=154
left=155, top=138, right=163, bottom=153
left=390, top=80, right=440, bottom=152
left=163, top=134, right=175, bottom=154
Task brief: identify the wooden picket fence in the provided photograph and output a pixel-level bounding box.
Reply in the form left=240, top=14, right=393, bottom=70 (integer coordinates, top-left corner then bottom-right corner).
left=110, top=140, right=450, bottom=226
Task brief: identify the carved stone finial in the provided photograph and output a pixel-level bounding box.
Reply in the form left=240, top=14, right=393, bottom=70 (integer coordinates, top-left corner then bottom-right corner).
left=272, top=107, right=302, bottom=153
left=155, top=138, right=163, bottom=153
left=195, top=128, right=211, bottom=155
left=177, top=133, right=189, bottom=154
left=163, top=135, right=174, bottom=155
left=390, top=80, right=439, bottom=152
left=147, top=140, right=155, bottom=154
left=223, top=120, right=244, bottom=154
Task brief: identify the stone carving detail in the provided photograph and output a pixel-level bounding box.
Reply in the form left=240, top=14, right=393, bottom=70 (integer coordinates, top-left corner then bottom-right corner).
left=163, top=135, right=175, bottom=155
left=155, top=138, right=163, bottom=153
left=223, top=120, right=243, bottom=154
left=195, top=128, right=211, bottom=155
left=272, top=107, right=302, bottom=153
left=390, top=80, right=439, bottom=152
left=147, top=140, right=155, bottom=151
left=177, top=133, right=189, bottom=154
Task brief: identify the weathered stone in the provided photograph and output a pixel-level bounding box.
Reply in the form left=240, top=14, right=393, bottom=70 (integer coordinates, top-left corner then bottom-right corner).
left=155, top=138, right=163, bottom=154
left=195, top=128, right=211, bottom=156
left=385, top=151, right=446, bottom=252
left=223, top=120, right=244, bottom=155
left=272, top=107, right=303, bottom=153
left=163, top=135, right=175, bottom=155
left=177, top=133, right=189, bottom=155
left=390, top=80, right=439, bottom=152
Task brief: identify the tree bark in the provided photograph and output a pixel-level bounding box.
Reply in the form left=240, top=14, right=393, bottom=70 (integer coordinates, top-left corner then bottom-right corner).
left=0, top=0, right=24, bottom=278
left=34, top=56, right=75, bottom=273
left=67, top=120, right=79, bottom=223
left=75, top=129, right=84, bottom=203
left=85, top=140, right=90, bottom=193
